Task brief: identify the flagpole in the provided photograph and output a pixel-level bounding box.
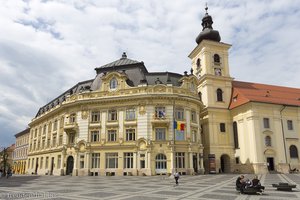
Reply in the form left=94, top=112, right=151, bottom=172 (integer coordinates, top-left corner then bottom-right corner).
left=173, top=99, right=176, bottom=174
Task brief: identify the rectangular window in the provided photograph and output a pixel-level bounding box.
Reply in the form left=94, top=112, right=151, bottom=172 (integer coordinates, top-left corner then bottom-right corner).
left=80, top=155, right=84, bottom=169
left=108, top=110, right=117, bottom=121
left=191, top=111, right=197, bottom=123
left=108, top=130, right=117, bottom=142
left=175, top=108, right=184, bottom=120
left=263, top=118, right=270, bottom=129
left=220, top=123, right=226, bottom=132
left=28, top=159, right=30, bottom=169
left=59, top=135, right=63, bottom=145
left=53, top=136, right=56, bottom=146
left=53, top=120, right=58, bottom=131
left=91, top=130, right=100, bottom=142
left=47, top=139, right=50, bottom=147
left=126, top=108, right=136, bottom=120
left=40, top=157, right=44, bottom=169
left=69, top=133, right=75, bottom=144
left=106, top=153, right=118, bottom=168
left=60, top=117, right=64, bottom=128
left=191, top=130, right=197, bottom=142
left=175, top=152, right=185, bottom=168
left=43, top=125, right=47, bottom=135
left=91, top=153, right=100, bottom=168
left=155, top=107, right=166, bottom=118
left=125, top=129, right=136, bottom=141
left=155, top=128, right=166, bottom=140
left=287, top=120, right=293, bottom=130
left=124, top=152, right=134, bottom=168
left=70, top=113, right=76, bottom=123
left=91, top=111, right=100, bottom=123
left=42, top=139, right=45, bottom=149
left=57, top=155, right=61, bottom=169
left=31, top=158, right=34, bottom=169
left=235, top=157, right=240, bottom=164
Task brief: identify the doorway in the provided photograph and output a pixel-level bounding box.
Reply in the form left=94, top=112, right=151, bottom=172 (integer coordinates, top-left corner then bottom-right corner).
left=267, top=157, right=275, bottom=171
left=220, top=154, right=231, bottom=173
left=66, top=156, right=74, bottom=175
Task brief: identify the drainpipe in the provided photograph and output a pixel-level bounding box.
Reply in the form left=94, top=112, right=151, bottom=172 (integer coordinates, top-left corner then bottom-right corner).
left=280, top=105, right=288, bottom=164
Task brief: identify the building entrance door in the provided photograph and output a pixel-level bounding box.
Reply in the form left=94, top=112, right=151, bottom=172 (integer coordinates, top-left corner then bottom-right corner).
left=66, top=156, right=74, bottom=175
left=267, top=157, right=275, bottom=171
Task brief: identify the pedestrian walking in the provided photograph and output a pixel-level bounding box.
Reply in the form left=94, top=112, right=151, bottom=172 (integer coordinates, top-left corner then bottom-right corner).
left=174, top=171, right=180, bottom=186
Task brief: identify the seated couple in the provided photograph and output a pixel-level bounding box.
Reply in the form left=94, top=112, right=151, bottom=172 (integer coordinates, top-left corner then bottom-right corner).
left=236, top=175, right=265, bottom=193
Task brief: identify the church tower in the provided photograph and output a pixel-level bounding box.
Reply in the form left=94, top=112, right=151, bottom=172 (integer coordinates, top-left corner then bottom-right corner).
left=189, top=6, right=235, bottom=173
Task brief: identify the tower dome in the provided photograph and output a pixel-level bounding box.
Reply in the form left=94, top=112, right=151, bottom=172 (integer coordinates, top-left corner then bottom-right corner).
left=195, top=6, right=221, bottom=44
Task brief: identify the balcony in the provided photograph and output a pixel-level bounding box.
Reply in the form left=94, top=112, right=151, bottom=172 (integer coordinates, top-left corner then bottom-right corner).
left=64, top=122, right=78, bottom=132
left=151, top=116, right=170, bottom=127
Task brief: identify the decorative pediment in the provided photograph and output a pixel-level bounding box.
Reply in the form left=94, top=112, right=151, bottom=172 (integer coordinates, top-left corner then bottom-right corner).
left=263, top=130, right=273, bottom=135
left=264, top=148, right=276, bottom=155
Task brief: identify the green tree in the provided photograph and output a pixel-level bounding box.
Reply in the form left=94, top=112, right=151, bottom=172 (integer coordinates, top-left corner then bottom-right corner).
left=0, top=147, right=9, bottom=176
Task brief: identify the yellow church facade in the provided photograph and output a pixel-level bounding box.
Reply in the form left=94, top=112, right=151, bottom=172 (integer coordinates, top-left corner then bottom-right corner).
left=23, top=7, right=300, bottom=176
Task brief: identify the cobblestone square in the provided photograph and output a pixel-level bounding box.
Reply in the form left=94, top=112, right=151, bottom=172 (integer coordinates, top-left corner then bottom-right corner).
left=0, top=174, right=299, bottom=200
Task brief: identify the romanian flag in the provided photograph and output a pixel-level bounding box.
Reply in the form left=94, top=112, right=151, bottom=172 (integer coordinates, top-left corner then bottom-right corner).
left=173, top=120, right=185, bottom=131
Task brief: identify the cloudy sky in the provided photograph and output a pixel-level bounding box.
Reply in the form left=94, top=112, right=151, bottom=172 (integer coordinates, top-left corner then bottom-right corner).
left=1, top=0, right=300, bottom=147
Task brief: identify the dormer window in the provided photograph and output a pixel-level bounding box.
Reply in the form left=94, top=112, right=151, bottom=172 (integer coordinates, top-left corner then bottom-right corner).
left=110, top=78, right=118, bottom=90
left=214, top=54, right=220, bottom=63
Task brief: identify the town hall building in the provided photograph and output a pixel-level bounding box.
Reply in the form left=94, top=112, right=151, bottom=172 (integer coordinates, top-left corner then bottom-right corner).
left=22, top=7, right=300, bottom=176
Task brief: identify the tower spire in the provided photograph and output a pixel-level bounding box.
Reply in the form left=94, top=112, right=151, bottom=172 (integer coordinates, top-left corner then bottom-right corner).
left=195, top=4, right=221, bottom=44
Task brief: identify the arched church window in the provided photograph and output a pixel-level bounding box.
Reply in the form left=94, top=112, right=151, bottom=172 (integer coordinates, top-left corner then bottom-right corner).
left=265, top=136, right=271, bottom=146
left=290, top=145, right=299, bottom=158
left=216, top=88, right=223, bottom=102
left=214, top=54, right=220, bottom=63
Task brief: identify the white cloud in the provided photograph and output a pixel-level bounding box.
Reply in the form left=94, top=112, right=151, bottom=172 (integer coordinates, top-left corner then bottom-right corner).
left=0, top=0, right=300, bottom=146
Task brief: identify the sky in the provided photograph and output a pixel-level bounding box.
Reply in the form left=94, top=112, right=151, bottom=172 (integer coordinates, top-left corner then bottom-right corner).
left=0, top=0, right=300, bottom=147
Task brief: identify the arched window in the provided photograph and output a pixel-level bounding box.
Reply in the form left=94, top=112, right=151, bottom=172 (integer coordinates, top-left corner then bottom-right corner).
left=214, top=54, right=220, bottom=63
left=233, top=122, right=239, bottom=149
left=265, top=136, right=271, bottom=146
left=198, top=92, right=202, bottom=102
left=216, top=88, right=223, bottom=102
left=110, top=78, right=118, bottom=89
left=155, top=154, right=167, bottom=169
left=290, top=145, right=299, bottom=158
left=196, top=58, right=201, bottom=68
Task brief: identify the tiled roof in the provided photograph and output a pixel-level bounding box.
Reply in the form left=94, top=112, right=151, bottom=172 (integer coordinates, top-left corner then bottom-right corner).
left=229, top=81, right=300, bottom=109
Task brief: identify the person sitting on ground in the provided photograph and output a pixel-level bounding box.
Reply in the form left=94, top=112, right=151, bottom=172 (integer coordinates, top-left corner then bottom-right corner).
left=244, top=178, right=252, bottom=189
left=252, top=175, right=265, bottom=190
left=236, top=175, right=245, bottom=192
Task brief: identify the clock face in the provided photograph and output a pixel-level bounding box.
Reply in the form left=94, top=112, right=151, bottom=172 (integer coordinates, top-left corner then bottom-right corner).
left=214, top=68, right=222, bottom=76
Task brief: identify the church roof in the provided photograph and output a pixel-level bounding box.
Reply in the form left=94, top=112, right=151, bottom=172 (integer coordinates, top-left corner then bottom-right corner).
left=229, top=81, right=300, bottom=109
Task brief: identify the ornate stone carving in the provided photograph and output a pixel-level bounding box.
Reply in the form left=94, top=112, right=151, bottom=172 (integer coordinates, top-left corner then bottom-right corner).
left=81, top=110, right=88, bottom=119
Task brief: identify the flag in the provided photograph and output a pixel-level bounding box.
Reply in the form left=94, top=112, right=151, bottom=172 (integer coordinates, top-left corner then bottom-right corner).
left=173, top=120, right=185, bottom=131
